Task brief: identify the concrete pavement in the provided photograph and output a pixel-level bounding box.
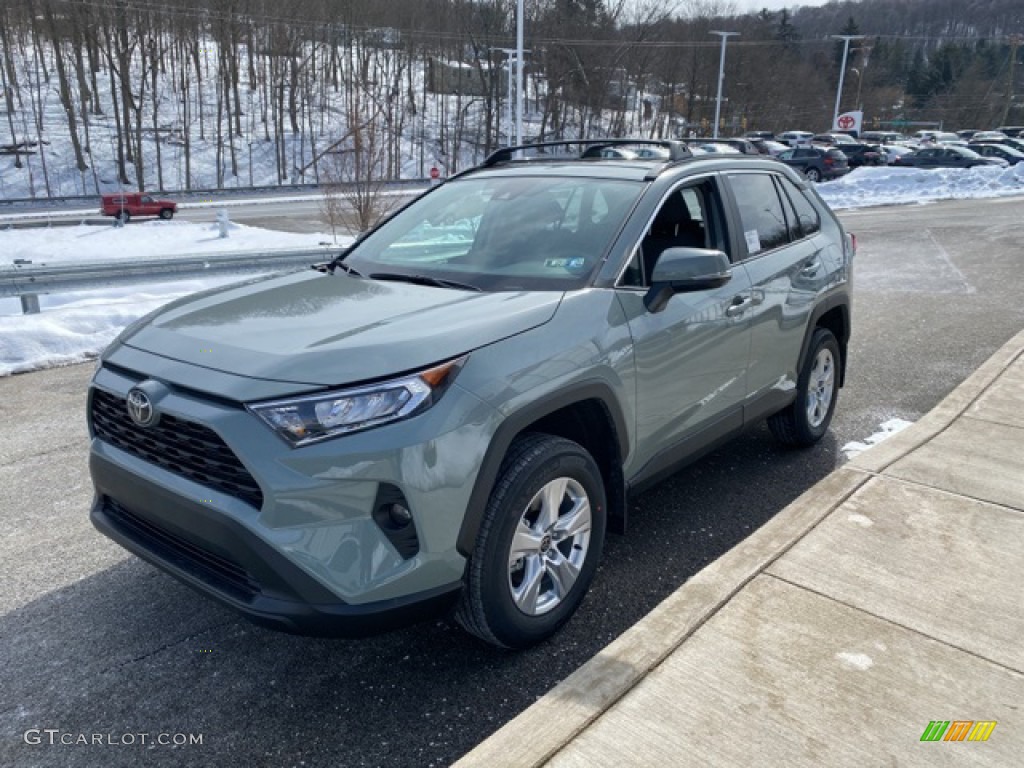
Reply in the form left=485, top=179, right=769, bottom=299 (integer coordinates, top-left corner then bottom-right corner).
left=457, top=327, right=1024, bottom=767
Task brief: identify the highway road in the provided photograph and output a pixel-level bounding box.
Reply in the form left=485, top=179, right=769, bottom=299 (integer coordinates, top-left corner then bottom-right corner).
left=1, top=196, right=1023, bottom=767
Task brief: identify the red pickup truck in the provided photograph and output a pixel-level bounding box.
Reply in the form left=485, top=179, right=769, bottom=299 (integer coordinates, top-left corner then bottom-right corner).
left=100, top=193, right=178, bottom=222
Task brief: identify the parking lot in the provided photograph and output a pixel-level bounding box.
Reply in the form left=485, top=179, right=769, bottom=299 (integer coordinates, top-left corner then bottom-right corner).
left=2, top=196, right=1023, bottom=768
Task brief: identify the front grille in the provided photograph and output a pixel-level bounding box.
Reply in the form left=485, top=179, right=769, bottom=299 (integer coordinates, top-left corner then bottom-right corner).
left=91, top=388, right=264, bottom=509
left=103, top=497, right=261, bottom=601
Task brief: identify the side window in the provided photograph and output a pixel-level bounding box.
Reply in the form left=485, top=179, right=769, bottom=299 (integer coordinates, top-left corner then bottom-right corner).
left=777, top=176, right=821, bottom=238
left=620, top=179, right=724, bottom=288
left=726, top=173, right=790, bottom=257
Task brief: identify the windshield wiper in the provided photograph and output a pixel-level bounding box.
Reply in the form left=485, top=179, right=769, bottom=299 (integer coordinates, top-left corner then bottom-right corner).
left=368, top=272, right=482, bottom=292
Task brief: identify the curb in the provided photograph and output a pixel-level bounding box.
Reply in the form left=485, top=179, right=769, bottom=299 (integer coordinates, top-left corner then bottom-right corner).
left=455, top=326, right=1024, bottom=768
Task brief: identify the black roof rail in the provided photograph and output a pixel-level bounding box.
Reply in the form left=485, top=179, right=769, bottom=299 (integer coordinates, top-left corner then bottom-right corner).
left=481, top=138, right=692, bottom=166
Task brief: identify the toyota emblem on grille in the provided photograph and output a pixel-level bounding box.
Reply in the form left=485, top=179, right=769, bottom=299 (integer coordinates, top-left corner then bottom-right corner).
left=126, top=388, right=157, bottom=427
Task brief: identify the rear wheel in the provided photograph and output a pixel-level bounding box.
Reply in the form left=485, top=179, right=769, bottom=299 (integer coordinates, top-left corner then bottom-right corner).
left=455, top=434, right=606, bottom=649
left=768, top=327, right=840, bottom=447
left=159, top=208, right=174, bottom=220
left=804, top=167, right=821, bottom=182
left=117, top=210, right=131, bottom=223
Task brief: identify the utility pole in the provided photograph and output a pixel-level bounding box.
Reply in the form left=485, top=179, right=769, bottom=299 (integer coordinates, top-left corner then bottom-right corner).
left=831, top=35, right=865, bottom=130
left=516, top=0, right=525, bottom=147
left=710, top=31, right=739, bottom=139
left=1001, top=35, right=1022, bottom=126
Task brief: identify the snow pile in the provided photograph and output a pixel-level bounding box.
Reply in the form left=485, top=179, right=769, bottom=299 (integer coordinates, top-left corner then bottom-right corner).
left=841, top=418, right=915, bottom=459
left=0, top=277, right=266, bottom=376
left=0, top=221, right=346, bottom=376
left=817, top=163, right=1024, bottom=210
left=0, top=220, right=334, bottom=265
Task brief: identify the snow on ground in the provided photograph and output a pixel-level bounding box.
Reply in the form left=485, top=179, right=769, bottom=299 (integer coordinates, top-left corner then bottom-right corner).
left=841, top=418, right=915, bottom=460
left=817, top=162, right=1024, bottom=210
left=1, top=219, right=332, bottom=265
left=0, top=220, right=344, bottom=376
left=0, top=275, right=272, bottom=376
left=2, top=167, right=1024, bottom=377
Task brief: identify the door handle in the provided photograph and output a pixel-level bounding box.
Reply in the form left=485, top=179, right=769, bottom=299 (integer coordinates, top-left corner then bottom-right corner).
left=725, top=295, right=753, bottom=317
left=800, top=259, right=821, bottom=276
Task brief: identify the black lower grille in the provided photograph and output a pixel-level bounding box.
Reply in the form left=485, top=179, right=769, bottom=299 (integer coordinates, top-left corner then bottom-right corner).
left=90, top=388, right=263, bottom=509
left=104, top=497, right=261, bottom=601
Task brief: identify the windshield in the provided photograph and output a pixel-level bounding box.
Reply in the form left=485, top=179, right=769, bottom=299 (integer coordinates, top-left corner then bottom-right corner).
left=343, top=175, right=643, bottom=291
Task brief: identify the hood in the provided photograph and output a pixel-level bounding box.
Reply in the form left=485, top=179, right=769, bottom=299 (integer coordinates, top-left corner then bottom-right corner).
left=121, top=270, right=563, bottom=386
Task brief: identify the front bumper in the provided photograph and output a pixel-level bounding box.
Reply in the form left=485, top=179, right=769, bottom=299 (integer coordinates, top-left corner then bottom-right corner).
left=89, top=491, right=460, bottom=636
left=87, top=358, right=497, bottom=635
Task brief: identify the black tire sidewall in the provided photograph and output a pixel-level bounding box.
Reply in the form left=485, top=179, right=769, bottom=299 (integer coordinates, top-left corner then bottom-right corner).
left=795, top=328, right=840, bottom=443
left=476, top=439, right=606, bottom=648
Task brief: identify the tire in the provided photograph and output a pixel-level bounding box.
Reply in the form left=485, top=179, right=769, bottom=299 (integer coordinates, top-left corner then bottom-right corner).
left=455, top=433, right=607, bottom=649
left=768, top=327, right=840, bottom=447
left=117, top=210, right=131, bottom=223
left=159, top=208, right=174, bottom=220
left=804, top=167, right=821, bottom=182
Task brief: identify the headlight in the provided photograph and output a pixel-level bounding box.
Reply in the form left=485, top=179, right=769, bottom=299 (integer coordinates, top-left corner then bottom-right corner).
left=247, top=356, right=467, bottom=446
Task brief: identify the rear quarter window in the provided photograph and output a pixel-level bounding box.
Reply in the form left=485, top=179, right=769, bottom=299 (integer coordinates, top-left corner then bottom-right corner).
left=777, top=176, right=821, bottom=238
left=726, top=173, right=790, bottom=256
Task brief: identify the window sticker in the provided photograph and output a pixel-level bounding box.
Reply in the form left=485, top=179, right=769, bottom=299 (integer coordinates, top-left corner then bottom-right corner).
left=544, top=257, right=586, bottom=269
left=744, top=229, right=761, bottom=254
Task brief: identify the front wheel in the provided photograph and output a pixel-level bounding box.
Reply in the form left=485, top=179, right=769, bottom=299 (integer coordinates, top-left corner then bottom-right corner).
left=455, top=434, right=607, bottom=649
left=159, top=208, right=174, bottom=220
left=804, top=167, right=821, bottom=182
left=768, top=327, right=840, bottom=447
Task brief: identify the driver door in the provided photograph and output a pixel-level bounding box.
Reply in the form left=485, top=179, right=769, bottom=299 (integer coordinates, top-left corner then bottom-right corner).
left=616, top=178, right=753, bottom=480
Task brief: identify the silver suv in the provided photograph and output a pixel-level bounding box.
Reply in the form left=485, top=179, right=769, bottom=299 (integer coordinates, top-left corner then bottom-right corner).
left=88, top=140, right=853, bottom=648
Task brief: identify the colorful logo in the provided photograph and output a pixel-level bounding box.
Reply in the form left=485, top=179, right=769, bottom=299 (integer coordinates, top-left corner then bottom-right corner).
left=920, top=721, right=997, bottom=742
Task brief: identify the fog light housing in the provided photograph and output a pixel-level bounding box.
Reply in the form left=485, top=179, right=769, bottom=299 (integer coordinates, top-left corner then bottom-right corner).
left=371, top=485, right=419, bottom=560
left=388, top=503, right=413, bottom=528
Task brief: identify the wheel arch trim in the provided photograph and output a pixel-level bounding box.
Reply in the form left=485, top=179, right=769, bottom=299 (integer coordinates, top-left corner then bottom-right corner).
left=456, top=381, right=630, bottom=557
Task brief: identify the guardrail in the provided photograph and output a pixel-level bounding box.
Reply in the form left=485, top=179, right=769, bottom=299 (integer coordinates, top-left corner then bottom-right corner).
left=0, top=178, right=431, bottom=210
left=1, top=247, right=338, bottom=314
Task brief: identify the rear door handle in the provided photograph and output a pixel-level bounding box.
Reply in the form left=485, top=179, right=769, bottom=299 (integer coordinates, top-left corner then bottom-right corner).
left=800, top=259, right=822, bottom=276
left=725, top=295, right=753, bottom=317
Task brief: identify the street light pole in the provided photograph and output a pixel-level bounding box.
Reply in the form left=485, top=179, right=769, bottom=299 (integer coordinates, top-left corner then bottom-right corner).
left=710, top=31, right=739, bottom=139
left=831, top=35, right=865, bottom=130
left=516, top=0, right=525, bottom=147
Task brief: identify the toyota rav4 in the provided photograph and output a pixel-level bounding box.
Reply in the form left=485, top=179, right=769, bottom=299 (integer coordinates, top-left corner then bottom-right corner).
left=87, top=139, right=854, bottom=648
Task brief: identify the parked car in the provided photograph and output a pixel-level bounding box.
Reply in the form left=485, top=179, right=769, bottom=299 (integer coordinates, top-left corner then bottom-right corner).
left=743, top=130, right=775, bottom=140
left=956, top=129, right=981, bottom=140
left=778, top=130, right=815, bottom=147
left=994, top=125, right=1024, bottom=137
left=970, top=130, right=1008, bottom=142
left=967, top=142, right=1024, bottom=165
left=833, top=143, right=884, bottom=167
left=696, top=142, right=742, bottom=154
left=812, top=133, right=858, bottom=147
left=776, top=146, right=851, bottom=181
left=892, top=145, right=1007, bottom=169
left=749, top=138, right=789, bottom=156
left=879, top=144, right=914, bottom=164
left=87, top=139, right=854, bottom=649
left=861, top=131, right=905, bottom=144
left=986, top=136, right=1024, bottom=153
left=100, top=192, right=178, bottom=222
left=683, top=137, right=758, bottom=154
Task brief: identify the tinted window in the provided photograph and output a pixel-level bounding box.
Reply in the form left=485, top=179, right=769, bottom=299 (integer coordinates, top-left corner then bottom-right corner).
left=727, top=174, right=789, bottom=256
left=777, top=176, right=821, bottom=238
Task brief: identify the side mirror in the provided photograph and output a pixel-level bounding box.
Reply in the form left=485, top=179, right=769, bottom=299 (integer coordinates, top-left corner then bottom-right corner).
left=644, top=248, right=732, bottom=313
